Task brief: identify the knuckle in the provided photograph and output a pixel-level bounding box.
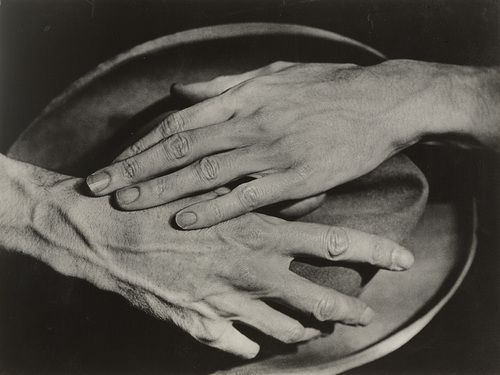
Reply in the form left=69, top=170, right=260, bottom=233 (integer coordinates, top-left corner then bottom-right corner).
left=239, top=226, right=264, bottom=250
left=229, top=80, right=255, bottom=99
left=252, top=111, right=275, bottom=133
left=389, top=246, right=400, bottom=269
left=314, top=294, right=338, bottom=322
left=325, top=227, right=350, bottom=258
left=158, top=118, right=170, bottom=139
left=252, top=108, right=266, bottom=122
left=263, top=139, right=291, bottom=163
left=371, top=240, right=391, bottom=266
left=212, top=250, right=236, bottom=279
left=197, top=156, right=220, bottom=182
left=269, top=61, right=285, bottom=70
left=162, top=133, right=191, bottom=160
left=345, top=299, right=369, bottom=325
left=294, top=163, right=314, bottom=180
left=237, top=185, right=261, bottom=210
left=212, top=75, right=228, bottom=85
left=160, top=112, right=185, bottom=138
left=253, top=75, right=272, bottom=88
left=236, top=215, right=276, bottom=251
left=268, top=60, right=292, bottom=72
left=210, top=201, right=224, bottom=223
left=227, top=83, right=244, bottom=97
left=128, top=140, right=144, bottom=156
left=194, top=321, right=224, bottom=344
left=153, top=177, right=169, bottom=199
left=215, top=91, right=232, bottom=108
left=281, top=323, right=305, bottom=344
left=333, top=65, right=363, bottom=82
left=120, top=158, right=141, bottom=179
left=341, top=63, right=358, bottom=69
left=232, top=262, right=261, bottom=290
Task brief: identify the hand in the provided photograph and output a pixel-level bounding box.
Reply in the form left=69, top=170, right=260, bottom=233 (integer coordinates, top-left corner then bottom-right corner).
left=85, top=60, right=445, bottom=228
left=7, top=157, right=414, bottom=359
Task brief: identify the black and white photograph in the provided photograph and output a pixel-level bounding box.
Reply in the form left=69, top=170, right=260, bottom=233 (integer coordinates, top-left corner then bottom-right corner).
left=0, top=0, right=499, bottom=374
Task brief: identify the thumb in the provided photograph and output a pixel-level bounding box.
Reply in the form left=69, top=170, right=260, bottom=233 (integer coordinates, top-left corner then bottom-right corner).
left=171, top=79, right=230, bottom=103
left=258, top=193, right=327, bottom=220
left=171, top=61, right=294, bottom=103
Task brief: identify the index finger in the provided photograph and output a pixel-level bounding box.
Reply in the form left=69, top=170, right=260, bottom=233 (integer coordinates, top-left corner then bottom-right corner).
left=278, top=222, right=414, bottom=271
left=114, top=94, right=235, bottom=162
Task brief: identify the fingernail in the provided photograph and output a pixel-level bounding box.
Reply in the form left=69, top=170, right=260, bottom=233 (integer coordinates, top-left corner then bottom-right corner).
left=245, top=345, right=260, bottom=360
left=176, top=211, right=197, bottom=228
left=393, top=249, right=415, bottom=271
left=360, top=307, right=375, bottom=326
left=170, top=83, right=185, bottom=96
left=328, top=227, right=350, bottom=257
left=116, top=187, right=140, bottom=205
left=86, top=171, right=110, bottom=194
left=113, top=151, right=130, bottom=163
left=301, top=328, right=322, bottom=341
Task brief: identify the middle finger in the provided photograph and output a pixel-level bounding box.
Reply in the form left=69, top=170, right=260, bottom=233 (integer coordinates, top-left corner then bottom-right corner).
left=113, top=147, right=269, bottom=210
left=87, top=120, right=253, bottom=196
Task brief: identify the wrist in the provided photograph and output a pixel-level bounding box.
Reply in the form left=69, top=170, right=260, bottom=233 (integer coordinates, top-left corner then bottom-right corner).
left=0, top=155, right=41, bottom=252
left=454, top=66, right=500, bottom=150
left=368, top=60, right=447, bottom=153
left=397, top=61, right=500, bottom=150
left=0, top=155, right=117, bottom=293
left=375, top=60, right=494, bottom=151
left=31, top=182, right=118, bottom=293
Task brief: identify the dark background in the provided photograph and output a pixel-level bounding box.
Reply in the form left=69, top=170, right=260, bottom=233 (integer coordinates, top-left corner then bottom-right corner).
left=1, top=0, right=499, bottom=374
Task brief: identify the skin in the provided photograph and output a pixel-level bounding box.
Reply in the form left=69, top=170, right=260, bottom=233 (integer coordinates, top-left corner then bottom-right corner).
left=0, top=153, right=414, bottom=359
left=86, top=60, right=500, bottom=229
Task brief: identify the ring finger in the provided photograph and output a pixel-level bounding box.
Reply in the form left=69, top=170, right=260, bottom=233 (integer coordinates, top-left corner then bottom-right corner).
left=273, top=273, right=374, bottom=326
left=209, top=294, right=321, bottom=344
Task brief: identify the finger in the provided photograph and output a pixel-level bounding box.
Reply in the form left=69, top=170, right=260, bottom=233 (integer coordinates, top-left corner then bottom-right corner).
left=175, top=172, right=299, bottom=229
left=140, top=293, right=259, bottom=358
left=195, top=320, right=260, bottom=359
left=113, top=148, right=267, bottom=210
left=270, top=193, right=327, bottom=219
left=172, top=61, right=295, bottom=103
left=278, top=222, right=414, bottom=271
left=236, top=301, right=321, bottom=344
left=113, top=95, right=235, bottom=162
left=209, top=295, right=321, bottom=344
left=154, top=189, right=221, bottom=217
left=276, top=273, right=374, bottom=326
left=87, top=121, right=248, bottom=196
left=138, top=293, right=258, bottom=358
